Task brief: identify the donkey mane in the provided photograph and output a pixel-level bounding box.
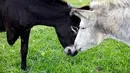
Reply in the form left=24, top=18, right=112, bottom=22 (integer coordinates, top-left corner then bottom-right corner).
left=89, top=0, right=130, bottom=33
left=90, top=0, right=130, bottom=11
left=97, top=9, right=124, bottom=33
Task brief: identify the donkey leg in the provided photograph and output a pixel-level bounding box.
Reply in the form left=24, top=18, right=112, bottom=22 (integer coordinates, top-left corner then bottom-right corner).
left=6, top=27, right=19, bottom=45
left=20, top=29, right=30, bottom=70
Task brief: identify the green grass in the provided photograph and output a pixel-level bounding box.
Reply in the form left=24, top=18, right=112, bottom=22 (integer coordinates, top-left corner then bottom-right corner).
left=66, top=0, right=90, bottom=7
left=0, top=0, right=130, bottom=73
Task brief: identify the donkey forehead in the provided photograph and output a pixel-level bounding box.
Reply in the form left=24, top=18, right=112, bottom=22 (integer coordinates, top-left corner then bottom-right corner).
left=79, top=18, right=88, bottom=27
left=79, top=17, right=95, bottom=28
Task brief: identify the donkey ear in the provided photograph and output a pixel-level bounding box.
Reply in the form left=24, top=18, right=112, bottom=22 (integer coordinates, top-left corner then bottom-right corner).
left=70, top=5, right=90, bottom=16
left=72, top=9, right=85, bottom=18
left=73, top=9, right=96, bottom=20
left=79, top=5, right=90, bottom=10
left=71, top=26, right=79, bottom=34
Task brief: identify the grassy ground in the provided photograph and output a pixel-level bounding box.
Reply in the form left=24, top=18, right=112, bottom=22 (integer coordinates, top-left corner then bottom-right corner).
left=0, top=0, right=130, bottom=73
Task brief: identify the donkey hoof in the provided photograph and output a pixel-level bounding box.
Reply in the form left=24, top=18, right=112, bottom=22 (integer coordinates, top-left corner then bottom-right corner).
left=7, top=40, right=14, bottom=45
left=21, top=65, right=27, bottom=70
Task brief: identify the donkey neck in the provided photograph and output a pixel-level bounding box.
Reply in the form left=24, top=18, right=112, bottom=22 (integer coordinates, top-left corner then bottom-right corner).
left=98, top=8, right=130, bottom=46
left=105, top=20, right=130, bottom=46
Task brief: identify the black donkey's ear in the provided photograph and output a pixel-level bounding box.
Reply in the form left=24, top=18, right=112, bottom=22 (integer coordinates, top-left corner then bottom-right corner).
left=79, top=5, right=90, bottom=10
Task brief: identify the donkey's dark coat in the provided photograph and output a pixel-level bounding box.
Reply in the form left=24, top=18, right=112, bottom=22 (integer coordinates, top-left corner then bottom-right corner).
left=0, top=0, right=90, bottom=70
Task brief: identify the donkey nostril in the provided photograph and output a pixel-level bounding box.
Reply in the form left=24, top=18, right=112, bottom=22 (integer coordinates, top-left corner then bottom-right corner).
left=79, top=48, right=82, bottom=51
left=68, top=49, right=72, bottom=55
left=72, top=50, right=78, bottom=56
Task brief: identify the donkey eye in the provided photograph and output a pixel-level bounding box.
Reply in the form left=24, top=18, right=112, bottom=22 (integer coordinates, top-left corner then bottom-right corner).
left=80, top=27, right=86, bottom=29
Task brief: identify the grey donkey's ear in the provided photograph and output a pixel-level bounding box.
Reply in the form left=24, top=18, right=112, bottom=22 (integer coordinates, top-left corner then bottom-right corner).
left=72, top=9, right=97, bottom=20
left=70, top=8, right=88, bottom=18
left=70, top=8, right=77, bottom=16
left=70, top=5, right=90, bottom=16
left=71, top=26, right=79, bottom=34
left=70, top=9, right=89, bottom=19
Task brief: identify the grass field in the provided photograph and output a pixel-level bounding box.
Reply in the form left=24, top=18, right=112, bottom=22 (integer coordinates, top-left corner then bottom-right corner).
left=0, top=0, right=130, bottom=73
